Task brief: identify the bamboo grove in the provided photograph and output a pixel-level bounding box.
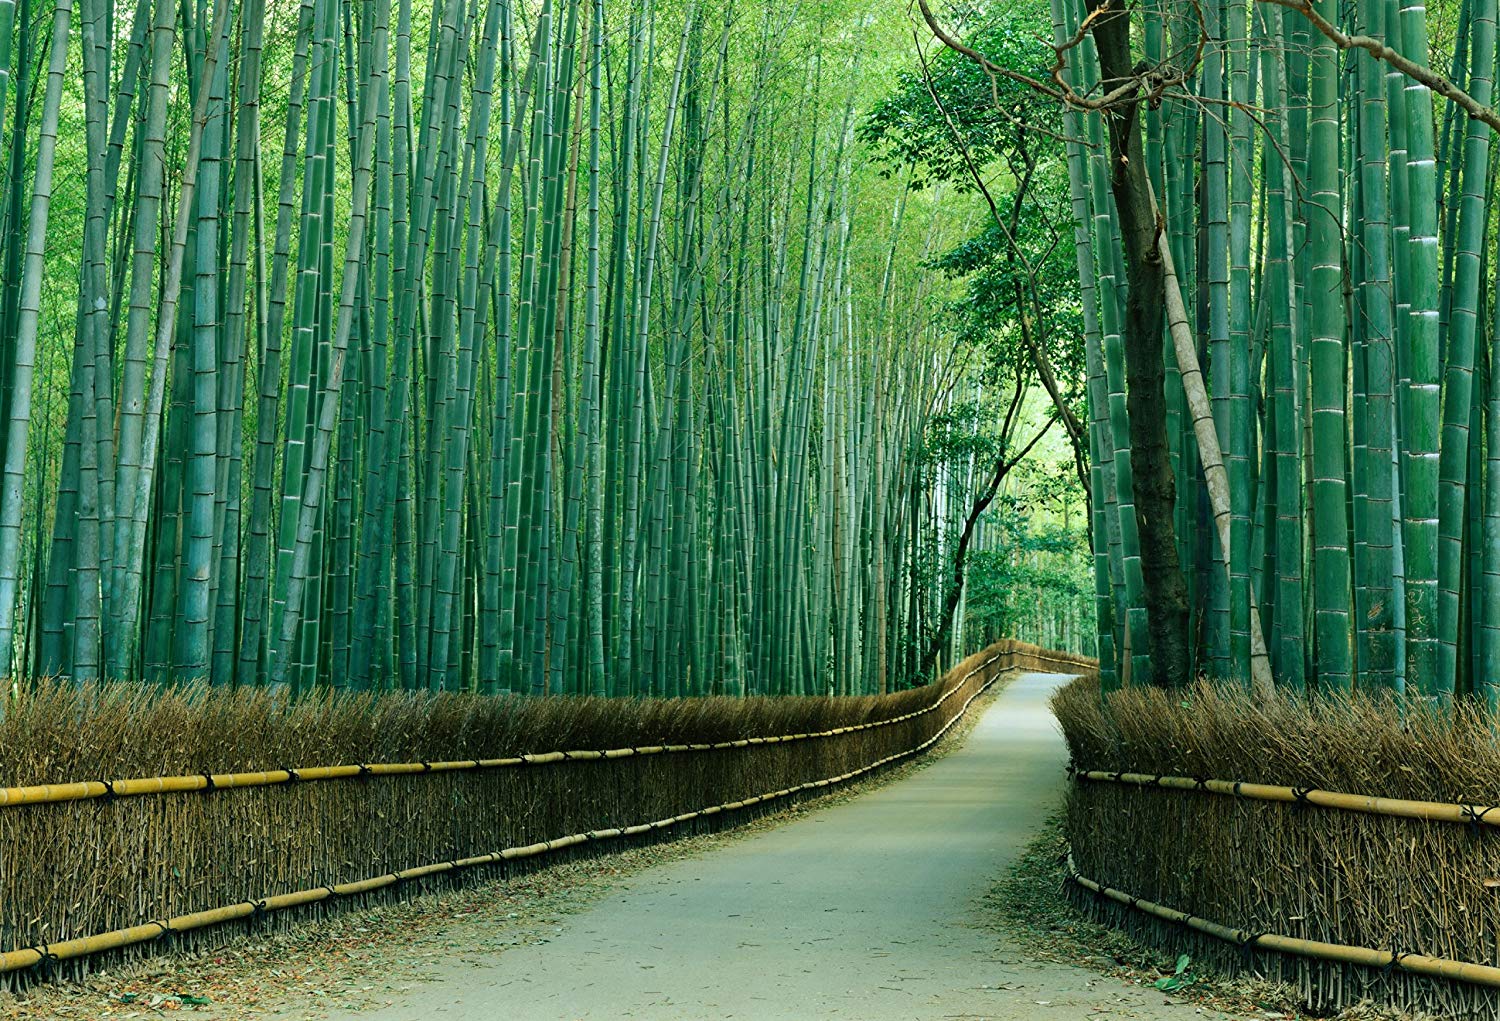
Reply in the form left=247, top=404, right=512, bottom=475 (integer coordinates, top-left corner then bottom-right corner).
left=1001, top=0, right=1500, bottom=698
left=0, top=0, right=1039, bottom=696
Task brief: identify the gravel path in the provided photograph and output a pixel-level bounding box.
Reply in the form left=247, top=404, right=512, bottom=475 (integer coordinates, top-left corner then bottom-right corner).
left=299, top=673, right=1238, bottom=1021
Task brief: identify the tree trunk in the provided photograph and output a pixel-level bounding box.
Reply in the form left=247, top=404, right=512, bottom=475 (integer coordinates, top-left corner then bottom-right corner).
left=1088, top=0, right=1192, bottom=686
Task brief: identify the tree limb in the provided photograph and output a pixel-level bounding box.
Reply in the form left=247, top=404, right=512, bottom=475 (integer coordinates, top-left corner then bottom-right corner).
left=920, top=410, right=1059, bottom=677
left=1261, top=0, right=1500, bottom=131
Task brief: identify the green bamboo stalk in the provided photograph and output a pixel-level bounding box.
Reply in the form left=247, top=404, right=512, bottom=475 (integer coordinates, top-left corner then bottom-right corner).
left=1226, top=0, right=1255, bottom=684
left=1355, top=0, right=1398, bottom=689
left=1307, top=0, right=1352, bottom=690
left=1436, top=0, right=1495, bottom=692
left=178, top=16, right=231, bottom=680
left=116, top=0, right=238, bottom=682
left=270, top=0, right=387, bottom=687
left=1397, top=0, right=1444, bottom=699
left=0, top=0, right=77, bottom=682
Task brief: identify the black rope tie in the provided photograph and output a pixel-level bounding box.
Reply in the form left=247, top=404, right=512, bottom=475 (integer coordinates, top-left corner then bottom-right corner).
left=1238, top=930, right=1267, bottom=963
left=200, top=773, right=217, bottom=794
left=1383, top=942, right=1410, bottom=974
left=1291, top=787, right=1313, bottom=809
left=357, top=763, right=374, bottom=779
left=1084, top=880, right=1107, bottom=904
left=323, top=886, right=339, bottom=900
left=282, top=768, right=300, bottom=784
left=154, top=919, right=176, bottom=940
left=27, top=946, right=58, bottom=979
left=1152, top=774, right=1167, bottom=788
left=1462, top=804, right=1497, bottom=835
left=420, top=761, right=433, bottom=772
left=1193, top=776, right=1210, bottom=791
left=250, top=899, right=269, bottom=925
left=98, top=779, right=118, bottom=804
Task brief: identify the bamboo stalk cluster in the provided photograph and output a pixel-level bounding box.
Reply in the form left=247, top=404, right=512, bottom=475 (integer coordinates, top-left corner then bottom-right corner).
left=0, top=0, right=989, bottom=696
left=1051, top=0, right=1500, bottom=698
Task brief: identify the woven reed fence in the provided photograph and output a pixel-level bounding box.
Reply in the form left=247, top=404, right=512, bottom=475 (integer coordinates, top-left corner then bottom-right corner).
left=0, top=639, right=1083, bottom=986
left=991, top=642, right=1097, bottom=678
left=1054, top=675, right=1500, bottom=1019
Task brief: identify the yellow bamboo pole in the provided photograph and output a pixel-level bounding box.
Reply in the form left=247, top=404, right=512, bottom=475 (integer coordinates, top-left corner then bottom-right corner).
left=1067, top=855, right=1500, bottom=988
left=1073, top=769, right=1500, bottom=827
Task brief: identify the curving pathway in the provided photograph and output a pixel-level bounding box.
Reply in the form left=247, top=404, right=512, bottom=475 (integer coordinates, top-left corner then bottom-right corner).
left=306, top=674, right=1233, bottom=1020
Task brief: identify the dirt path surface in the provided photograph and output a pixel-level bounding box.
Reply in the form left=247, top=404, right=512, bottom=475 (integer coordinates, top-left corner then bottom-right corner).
left=296, top=673, right=1236, bottom=1021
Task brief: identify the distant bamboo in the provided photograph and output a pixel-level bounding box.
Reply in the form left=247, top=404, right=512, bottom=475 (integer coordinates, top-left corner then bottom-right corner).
left=0, top=0, right=989, bottom=697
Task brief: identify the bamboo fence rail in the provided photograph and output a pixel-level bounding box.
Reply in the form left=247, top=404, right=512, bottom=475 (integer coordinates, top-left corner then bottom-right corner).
left=1067, top=856, right=1500, bottom=989
left=1071, top=769, right=1500, bottom=828
left=0, top=652, right=1000, bottom=810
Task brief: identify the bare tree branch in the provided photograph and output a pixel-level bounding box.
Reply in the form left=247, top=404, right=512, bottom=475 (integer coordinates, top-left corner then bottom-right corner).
left=1262, top=0, right=1500, bottom=131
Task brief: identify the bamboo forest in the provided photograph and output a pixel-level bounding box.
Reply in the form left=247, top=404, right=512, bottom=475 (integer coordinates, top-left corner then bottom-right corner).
left=0, top=0, right=1096, bottom=700
left=0, top=0, right=1495, bottom=706
left=10, top=0, right=1500, bottom=1015
left=2, top=0, right=1500, bottom=707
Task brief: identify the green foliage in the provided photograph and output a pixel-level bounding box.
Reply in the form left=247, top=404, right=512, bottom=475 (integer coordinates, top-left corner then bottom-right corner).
left=1153, top=955, right=1197, bottom=992
left=862, top=0, right=1087, bottom=432
left=857, top=2, right=1060, bottom=192
left=863, top=0, right=1093, bottom=671
left=926, top=190, right=1086, bottom=399
left=964, top=498, right=1091, bottom=650
left=919, top=399, right=1003, bottom=472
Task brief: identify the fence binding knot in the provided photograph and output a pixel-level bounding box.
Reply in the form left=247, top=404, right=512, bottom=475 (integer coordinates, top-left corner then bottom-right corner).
left=1461, top=804, right=1496, bottom=834
left=25, top=947, right=57, bottom=979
